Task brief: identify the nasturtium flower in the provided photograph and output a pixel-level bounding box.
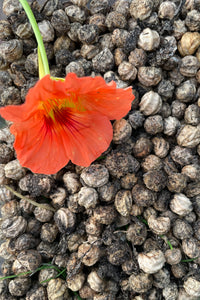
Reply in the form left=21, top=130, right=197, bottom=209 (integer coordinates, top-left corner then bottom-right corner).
left=0, top=74, right=134, bottom=174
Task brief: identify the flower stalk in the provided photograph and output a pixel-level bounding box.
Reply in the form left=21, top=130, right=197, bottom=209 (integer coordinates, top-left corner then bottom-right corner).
left=19, top=0, right=50, bottom=78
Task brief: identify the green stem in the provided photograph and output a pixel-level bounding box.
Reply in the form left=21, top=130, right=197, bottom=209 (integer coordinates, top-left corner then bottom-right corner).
left=0, top=264, right=62, bottom=281
left=55, top=268, right=67, bottom=279
left=181, top=257, right=199, bottom=263
left=19, top=0, right=50, bottom=77
left=166, top=240, right=173, bottom=250
left=74, top=292, right=83, bottom=300
left=160, top=235, right=173, bottom=250
left=4, top=185, right=56, bottom=212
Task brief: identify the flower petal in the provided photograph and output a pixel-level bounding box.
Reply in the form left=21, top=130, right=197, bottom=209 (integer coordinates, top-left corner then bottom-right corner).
left=11, top=108, right=112, bottom=174
left=29, top=75, right=68, bottom=101
left=0, top=75, right=69, bottom=122
left=59, top=110, right=113, bottom=166
left=10, top=119, right=70, bottom=174
left=63, top=73, right=134, bottom=120
left=0, top=73, right=133, bottom=123
left=25, top=75, right=68, bottom=112
left=0, top=104, right=27, bottom=122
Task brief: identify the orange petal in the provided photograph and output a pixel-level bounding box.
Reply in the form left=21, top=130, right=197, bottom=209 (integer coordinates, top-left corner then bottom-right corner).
left=0, top=75, right=68, bottom=123
left=11, top=108, right=112, bottom=174
left=10, top=118, right=70, bottom=174
left=0, top=104, right=28, bottom=123
left=59, top=110, right=113, bottom=166
left=27, top=75, right=68, bottom=102
left=1, top=74, right=133, bottom=123
left=25, top=75, right=68, bottom=112
left=63, top=73, right=134, bottom=120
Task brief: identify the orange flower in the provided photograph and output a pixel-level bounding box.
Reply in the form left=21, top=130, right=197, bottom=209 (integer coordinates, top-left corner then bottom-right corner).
left=0, top=73, right=134, bottom=174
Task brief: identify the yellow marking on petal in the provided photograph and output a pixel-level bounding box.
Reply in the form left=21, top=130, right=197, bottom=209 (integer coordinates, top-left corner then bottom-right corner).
left=48, top=109, right=55, bottom=122
left=38, top=94, right=86, bottom=124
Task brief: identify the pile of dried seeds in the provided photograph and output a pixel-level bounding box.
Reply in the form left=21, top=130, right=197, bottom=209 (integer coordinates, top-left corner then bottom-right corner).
left=0, top=0, right=200, bottom=299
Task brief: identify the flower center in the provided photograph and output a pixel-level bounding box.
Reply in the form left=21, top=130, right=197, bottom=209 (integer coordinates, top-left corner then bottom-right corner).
left=40, top=94, right=85, bottom=122
left=39, top=96, right=86, bottom=135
